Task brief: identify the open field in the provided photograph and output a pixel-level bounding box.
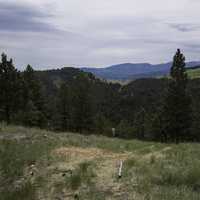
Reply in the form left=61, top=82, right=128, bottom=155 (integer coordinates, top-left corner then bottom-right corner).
left=0, top=125, right=200, bottom=200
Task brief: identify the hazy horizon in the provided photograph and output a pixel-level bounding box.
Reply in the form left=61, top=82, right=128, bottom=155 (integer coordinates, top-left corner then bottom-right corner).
left=0, top=0, right=200, bottom=69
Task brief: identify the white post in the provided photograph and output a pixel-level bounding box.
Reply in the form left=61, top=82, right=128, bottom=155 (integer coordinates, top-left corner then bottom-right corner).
left=112, top=128, right=116, bottom=137
left=118, top=160, right=123, bottom=178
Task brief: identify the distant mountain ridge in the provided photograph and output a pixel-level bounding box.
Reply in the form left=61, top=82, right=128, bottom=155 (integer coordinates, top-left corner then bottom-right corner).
left=82, top=62, right=200, bottom=80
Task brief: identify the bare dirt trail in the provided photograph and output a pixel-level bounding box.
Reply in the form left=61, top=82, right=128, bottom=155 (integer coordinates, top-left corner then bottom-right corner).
left=52, top=146, right=131, bottom=174
left=50, top=147, right=132, bottom=199
left=46, top=145, right=172, bottom=199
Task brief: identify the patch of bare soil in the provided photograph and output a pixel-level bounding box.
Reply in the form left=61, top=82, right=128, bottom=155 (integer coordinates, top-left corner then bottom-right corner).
left=38, top=146, right=172, bottom=199
left=52, top=146, right=130, bottom=172
left=48, top=147, right=131, bottom=199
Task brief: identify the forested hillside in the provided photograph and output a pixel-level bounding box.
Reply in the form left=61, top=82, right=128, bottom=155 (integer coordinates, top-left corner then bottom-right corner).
left=0, top=50, right=200, bottom=142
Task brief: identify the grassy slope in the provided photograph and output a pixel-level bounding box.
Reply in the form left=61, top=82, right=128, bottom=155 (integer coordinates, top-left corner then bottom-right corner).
left=0, top=125, right=200, bottom=200
left=187, top=68, right=200, bottom=79
left=107, top=68, right=200, bottom=82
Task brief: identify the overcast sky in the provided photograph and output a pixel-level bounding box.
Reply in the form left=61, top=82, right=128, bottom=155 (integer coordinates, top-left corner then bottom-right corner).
left=0, top=0, right=200, bottom=69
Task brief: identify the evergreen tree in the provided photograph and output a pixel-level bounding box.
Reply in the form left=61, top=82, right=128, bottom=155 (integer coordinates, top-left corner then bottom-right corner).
left=22, top=100, right=42, bottom=127
left=22, top=65, right=46, bottom=127
left=0, top=53, right=22, bottom=124
left=94, top=113, right=113, bottom=136
left=151, top=110, right=167, bottom=142
left=72, top=73, right=94, bottom=133
left=162, top=49, right=191, bottom=143
left=134, top=107, right=146, bottom=139
left=58, top=83, right=73, bottom=131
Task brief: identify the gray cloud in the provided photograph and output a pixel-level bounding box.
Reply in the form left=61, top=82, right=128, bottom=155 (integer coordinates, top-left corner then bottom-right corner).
left=183, top=43, right=200, bottom=53
left=0, top=2, right=56, bottom=32
left=168, top=23, right=200, bottom=32
left=0, top=0, right=200, bottom=68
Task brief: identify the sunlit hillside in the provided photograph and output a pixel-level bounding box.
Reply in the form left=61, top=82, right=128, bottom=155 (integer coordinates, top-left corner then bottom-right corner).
left=188, top=68, right=200, bottom=79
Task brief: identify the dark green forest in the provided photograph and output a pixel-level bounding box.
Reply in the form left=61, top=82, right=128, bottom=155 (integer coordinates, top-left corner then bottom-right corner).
left=0, top=50, right=200, bottom=143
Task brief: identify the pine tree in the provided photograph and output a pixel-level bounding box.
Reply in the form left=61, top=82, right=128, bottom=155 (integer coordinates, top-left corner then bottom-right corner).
left=22, top=100, right=42, bottom=127
left=134, top=107, right=146, bottom=139
left=151, top=110, right=167, bottom=142
left=72, top=73, right=94, bottom=133
left=22, top=65, right=46, bottom=127
left=0, top=53, right=22, bottom=124
left=162, top=49, right=191, bottom=143
left=58, top=83, right=73, bottom=131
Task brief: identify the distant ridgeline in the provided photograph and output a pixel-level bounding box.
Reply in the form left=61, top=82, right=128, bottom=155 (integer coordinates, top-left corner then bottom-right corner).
left=1, top=51, right=200, bottom=143
left=82, top=62, right=200, bottom=80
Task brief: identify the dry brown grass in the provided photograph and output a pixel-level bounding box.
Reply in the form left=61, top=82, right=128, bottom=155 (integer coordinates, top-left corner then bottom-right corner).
left=1, top=125, right=200, bottom=200
left=44, top=147, right=133, bottom=199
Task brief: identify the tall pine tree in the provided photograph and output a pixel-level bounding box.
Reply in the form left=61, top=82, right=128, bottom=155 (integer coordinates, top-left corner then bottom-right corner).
left=0, top=53, right=22, bottom=124
left=58, top=83, right=73, bottom=131
left=21, top=65, right=46, bottom=127
left=72, top=73, right=94, bottom=133
left=162, top=49, right=191, bottom=143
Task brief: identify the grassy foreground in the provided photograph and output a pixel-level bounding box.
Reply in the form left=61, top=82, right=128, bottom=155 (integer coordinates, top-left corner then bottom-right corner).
left=0, top=125, right=200, bottom=200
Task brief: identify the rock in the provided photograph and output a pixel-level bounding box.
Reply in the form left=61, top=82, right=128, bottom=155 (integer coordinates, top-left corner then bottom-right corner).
left=30, top=171, right=34, bottom=176
left=74, top=193, right=79, bottom=200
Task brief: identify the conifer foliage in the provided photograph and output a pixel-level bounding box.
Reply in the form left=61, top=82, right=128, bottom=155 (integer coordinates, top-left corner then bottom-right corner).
left=21, top=65, right=46, bottom=127
left=162, top=49, right=191, bottom=143
left=58, top=83, right=73, bottom=131
left=0, top=53, right=21, bottom=124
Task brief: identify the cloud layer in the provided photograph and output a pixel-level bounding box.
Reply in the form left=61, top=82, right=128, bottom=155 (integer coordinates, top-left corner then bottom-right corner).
left=0, top=0, right=200, bottom=69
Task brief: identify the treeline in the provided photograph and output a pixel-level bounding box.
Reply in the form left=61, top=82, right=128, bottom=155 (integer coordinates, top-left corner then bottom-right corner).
left=0, top=50, right=200, bottom=143
left=0, top=54, right=46, bottom=127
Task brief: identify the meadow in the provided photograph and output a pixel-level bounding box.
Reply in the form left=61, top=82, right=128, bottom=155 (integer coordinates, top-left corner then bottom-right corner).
left=0, top=124, right=200, bottom=200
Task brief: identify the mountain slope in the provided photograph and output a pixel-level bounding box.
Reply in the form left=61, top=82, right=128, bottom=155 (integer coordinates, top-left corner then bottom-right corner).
left=82, top=61, right=200, bottom=80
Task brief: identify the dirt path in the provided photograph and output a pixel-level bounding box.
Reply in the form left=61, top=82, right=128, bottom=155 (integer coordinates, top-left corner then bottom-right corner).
left=52, top=146, right=130, bottom=172
left=39, top=145, right=172, bottom=199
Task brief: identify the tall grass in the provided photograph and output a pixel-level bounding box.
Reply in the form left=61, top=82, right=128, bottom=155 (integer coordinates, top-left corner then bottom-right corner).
left=1, top=125, right=200, bottom=199
left=65, top=161, right=96, bottom=190
left=0, top=132, right=57, bottom=200
left=0, top=181, right=36, bottom=200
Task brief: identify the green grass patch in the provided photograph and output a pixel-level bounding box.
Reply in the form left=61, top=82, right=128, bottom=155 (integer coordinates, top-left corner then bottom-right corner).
left=188, top=68, right=200, bottom=79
